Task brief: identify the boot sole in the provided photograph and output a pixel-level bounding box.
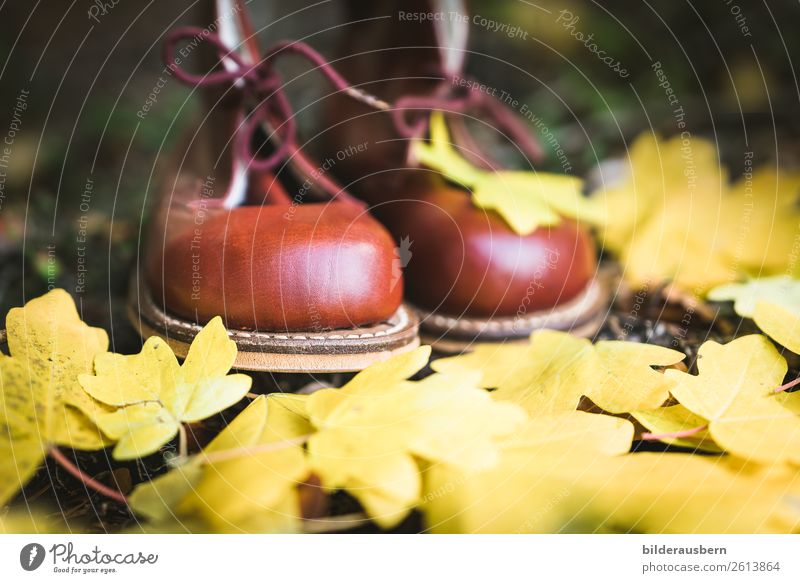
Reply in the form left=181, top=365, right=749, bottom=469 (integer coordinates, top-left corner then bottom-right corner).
left=127, top=273, right=420, bottom=373
left=414, top=278, right=609, bottom=353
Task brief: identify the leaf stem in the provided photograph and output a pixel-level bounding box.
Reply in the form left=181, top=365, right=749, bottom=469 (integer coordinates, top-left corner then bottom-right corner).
left=774, top=376, right=800, bottom=393
left=640, top=425, right=708, bottom=441
left=48, top=447, right=128, bottom=505
left=178, top=423, right=188, bottom=459
left=197, top=434, right=310, bottom=465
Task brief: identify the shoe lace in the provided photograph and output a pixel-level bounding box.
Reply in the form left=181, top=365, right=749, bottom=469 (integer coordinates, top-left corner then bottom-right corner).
left=162, top=25, right=542, bottom=177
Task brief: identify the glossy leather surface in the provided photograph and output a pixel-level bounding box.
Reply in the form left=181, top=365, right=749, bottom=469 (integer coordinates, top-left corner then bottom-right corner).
left=317, top=8, right=598, bottom=320
left=378, top=183, right=596, bottom=317
left=147, top=202, right=403, bottom=331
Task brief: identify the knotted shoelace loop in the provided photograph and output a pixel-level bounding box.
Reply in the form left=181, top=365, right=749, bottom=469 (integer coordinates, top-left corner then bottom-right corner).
left=163, top=28, right=542, bottom=172
left=164, top=27, right=355, bottom=173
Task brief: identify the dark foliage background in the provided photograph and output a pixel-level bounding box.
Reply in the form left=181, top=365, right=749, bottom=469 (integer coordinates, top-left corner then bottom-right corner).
left=0, top=0, right=797, bottom=354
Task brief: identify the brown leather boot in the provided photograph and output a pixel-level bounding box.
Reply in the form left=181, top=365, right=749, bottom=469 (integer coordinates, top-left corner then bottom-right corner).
left=133, top=0, right=418, bottom=372
left=319, top=1, right=606, bottom=351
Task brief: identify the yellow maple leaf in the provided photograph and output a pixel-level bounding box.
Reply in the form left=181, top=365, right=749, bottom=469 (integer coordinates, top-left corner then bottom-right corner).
left=423, top=450, right=800, bottom=533
left=632, top=404, right=721, bottom=452
left=434, top=330, right=684, bottom=414
left=589, top=133, right=800, bottom=293
left=129, top=394, right=309, bottom=533
left=305, top=346, right=527, bottom=528
left=584, top=340, right=686, bottom=412
left=306, top=346, right=432, bottom=425
left=0, top=509, right=71, bottom=534
left=594, top=132, right=727, bottom=254
left=666, top=334, right=800, bottom=464
left=411, top=112, right=603, bottom=235
left=0, top=289, right=110, bottom=506
left=503, top=411, right=634, bottom=456
left=429, top=343, right=532, bottom=388
left=79, top=317, right=252, bottom=460
left=724, top=167, right=800, bottom=276
left=708, top=277, right=800, bottom=354
left=433, top=332, right=585, bottom=414
left=709, top=276, right=800, bottom=318
left=752, top=301, right=800, bottom=355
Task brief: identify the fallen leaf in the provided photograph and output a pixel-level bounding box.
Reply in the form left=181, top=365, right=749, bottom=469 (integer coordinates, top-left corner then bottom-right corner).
left=306, top=347, right=527, bottom=528
left=752, top=301, right=800, bottom=355
left=129, top=394, right=309, bottom=533
left=79, top=317, right=252, bottom=460
left=430, top=343, right=532, bottom=389
left=633, top=404, right=721, bottom=452
left=585, top=340, right=686, bottom=413
left=0, top=510, right=71, bottom=534
left=589, top=133, right=800, bottom=292
left=423, top=450, right=800, bottom=533
left=436, top=331, right=684, bottom=414
left=412, top=112, right=602, bottom=235
left=725, top=167, right=800, bottom=276
left=666, top=334, right=800, bottom=464
left=592, top=132, right=726, bottom=255
left=0, top=289, right=110, bottom=506
left=306, top=345, right=432, bottom=425
left=504, top=411, right=634, bottom=456
left=435, top=332, right=587, bottom=414
left=707, top=277, right=800, bottom=354
left=128, top=463, right=204, bottom=525
left=708, top=276, right=800, bottom=317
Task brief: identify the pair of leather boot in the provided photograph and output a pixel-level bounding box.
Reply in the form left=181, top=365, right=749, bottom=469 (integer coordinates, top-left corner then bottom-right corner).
left=133, top=0, right=605, bottom=371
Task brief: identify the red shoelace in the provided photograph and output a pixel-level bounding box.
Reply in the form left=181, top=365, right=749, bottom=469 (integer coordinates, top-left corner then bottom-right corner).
left=163, top=26, right=543, bottom=176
